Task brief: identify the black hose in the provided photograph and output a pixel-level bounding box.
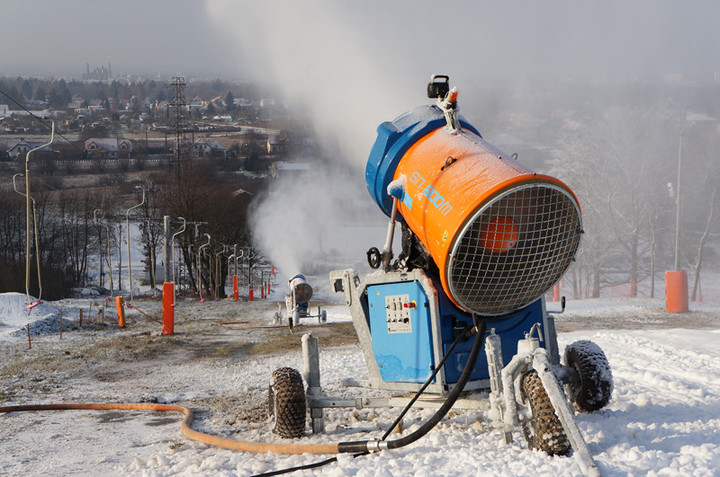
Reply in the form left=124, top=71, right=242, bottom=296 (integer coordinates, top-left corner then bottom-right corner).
left=338, top=319, right=487, bottom=453
left=250, top=454, right=363, bottom=477
left=380, top=324, right=474, bottom=441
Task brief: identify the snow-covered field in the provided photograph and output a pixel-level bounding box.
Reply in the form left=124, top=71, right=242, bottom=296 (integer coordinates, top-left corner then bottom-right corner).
left=1, top=285, right=719, bottom=476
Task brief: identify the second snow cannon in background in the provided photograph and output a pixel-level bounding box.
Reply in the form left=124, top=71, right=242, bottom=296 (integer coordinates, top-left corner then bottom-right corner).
left=273, top=274, right=327, bottom=329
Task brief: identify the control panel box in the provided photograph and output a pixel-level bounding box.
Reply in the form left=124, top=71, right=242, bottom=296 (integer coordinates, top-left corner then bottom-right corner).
left=368, top=282, right=433, bottom=383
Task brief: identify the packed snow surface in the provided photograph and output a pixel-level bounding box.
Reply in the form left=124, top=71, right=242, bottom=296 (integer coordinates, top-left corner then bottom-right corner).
left=1, top=289, right=719, bottom=476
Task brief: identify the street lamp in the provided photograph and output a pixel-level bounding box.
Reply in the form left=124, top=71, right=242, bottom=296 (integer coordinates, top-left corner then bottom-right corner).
left=215, top=245, right=228, bottom=299
left=171, top=217, right=186, bottom=286
left=198, top=233, right=211, bottom=300
left=22, top=122, right=54, bottom=306
left=13, top=173, right=42, bottom=303
left=126, top=185, right=145, bottom=302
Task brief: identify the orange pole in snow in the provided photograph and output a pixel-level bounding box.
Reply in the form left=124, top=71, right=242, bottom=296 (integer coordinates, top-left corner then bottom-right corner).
left=232, top=275, right=238, bottom=300
left=116, top=296, right=126, bottom=327
left=665, top=271, right=689, bottom=313
left=249, top=288, right=254, bottom=301
left=162, top=282, right=174, bottom=335
left=553, top=283, right=560, bottom=302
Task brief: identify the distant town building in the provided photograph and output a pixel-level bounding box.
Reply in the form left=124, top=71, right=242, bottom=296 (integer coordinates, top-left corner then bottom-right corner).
left=84, top=62, right=112, bottom=82
left=192, top=138, right=228, bottom=158
left=67, top=95, right=85, bottom=110
left=6, top=138, right=56, bottom=159
left=84, top=137, right=132, bottom=158
left=266, top=133, right=285, bottom=154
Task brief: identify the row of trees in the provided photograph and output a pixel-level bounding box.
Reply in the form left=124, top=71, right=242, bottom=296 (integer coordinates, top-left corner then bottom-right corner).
left=0, top=160, right=262, bottom=300
left=549, top=101, right=719, bottom=300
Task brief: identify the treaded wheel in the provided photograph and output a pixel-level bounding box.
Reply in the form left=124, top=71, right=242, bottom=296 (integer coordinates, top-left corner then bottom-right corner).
left=564, top=340, right=613, bottom=412
left=520, top=370, right=570, bottom=456
left=268, top=367, right=306, bottom=438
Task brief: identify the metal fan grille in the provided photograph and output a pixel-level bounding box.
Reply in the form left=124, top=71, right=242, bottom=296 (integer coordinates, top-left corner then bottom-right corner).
left=447, top=183, right=581, bottom=316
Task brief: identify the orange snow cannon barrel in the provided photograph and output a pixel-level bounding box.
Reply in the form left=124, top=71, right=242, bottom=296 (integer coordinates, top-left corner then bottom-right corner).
left=366, top=77, right=582, bottom=316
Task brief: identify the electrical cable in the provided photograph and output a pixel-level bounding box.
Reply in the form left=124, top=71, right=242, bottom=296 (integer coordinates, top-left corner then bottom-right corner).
left=249, top=453, right=369, bottom=477
left=252, top=322, right=483, bottom=477
left=380, top=323, right=475, bottom=441
left=337, top=319, right=487, bottom=454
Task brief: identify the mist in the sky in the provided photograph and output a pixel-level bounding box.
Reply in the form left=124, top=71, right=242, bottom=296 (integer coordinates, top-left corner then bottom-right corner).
left=200, top=0, right=720, bottom=277
left=206, top=0, right=720, bottom=166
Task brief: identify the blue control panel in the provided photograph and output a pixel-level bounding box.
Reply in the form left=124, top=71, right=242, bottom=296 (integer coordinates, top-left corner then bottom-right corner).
left=367, top=279, right=545, bottom=385
left=368, top=281, right=434, bottom=383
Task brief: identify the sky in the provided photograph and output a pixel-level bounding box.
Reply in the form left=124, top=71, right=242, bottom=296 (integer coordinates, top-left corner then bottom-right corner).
left=3, top=1, right=720, bottom=82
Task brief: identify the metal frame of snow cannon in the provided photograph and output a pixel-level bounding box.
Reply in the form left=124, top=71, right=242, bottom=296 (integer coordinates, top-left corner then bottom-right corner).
left=273, top=274, right=327, bottom=330
left=306, top=269, right=602, bottom=477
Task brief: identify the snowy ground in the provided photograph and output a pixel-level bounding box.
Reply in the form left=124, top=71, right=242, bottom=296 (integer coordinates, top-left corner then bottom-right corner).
left=1, top=282, right=720, bottom=476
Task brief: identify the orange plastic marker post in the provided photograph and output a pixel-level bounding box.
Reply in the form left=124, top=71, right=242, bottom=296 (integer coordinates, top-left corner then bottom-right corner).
left=665, top=271, right=689, bottom=313
left=232, top=275, right=239, bottom=300
left=162, top=282, right=175, bottom=335
left=116, top=296, right=126, bottom=327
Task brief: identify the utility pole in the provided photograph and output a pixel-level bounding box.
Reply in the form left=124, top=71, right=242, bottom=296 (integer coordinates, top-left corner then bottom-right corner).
left=170, top=76, right=187, bottom=164
left=126, top=186, right=145, bottom=302
left=673, top=134, right=683, bottom=272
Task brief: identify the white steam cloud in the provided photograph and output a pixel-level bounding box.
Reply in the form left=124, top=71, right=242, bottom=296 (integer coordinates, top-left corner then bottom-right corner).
left=249, top=168, right=384, bottom=277
left=206, top=1, right=418, bottom=275
left=206, top=0, right=419, bottom=166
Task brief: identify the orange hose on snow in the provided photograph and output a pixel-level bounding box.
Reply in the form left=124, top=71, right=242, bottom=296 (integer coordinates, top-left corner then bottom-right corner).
left=0, top=402, right=339, bottom=455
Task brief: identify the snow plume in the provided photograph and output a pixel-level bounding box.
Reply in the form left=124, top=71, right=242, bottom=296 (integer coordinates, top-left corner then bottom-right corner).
left=204, top=0, right=418, bottom=168
left=249, top=165, right=385, bottom=278
left=207, top=1, right=414, bottom=275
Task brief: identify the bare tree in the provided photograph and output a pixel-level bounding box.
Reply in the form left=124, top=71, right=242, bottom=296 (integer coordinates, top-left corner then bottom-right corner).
left=552, top=104, right=675, bottom=297
left=690, top=185, right=718, bottom=301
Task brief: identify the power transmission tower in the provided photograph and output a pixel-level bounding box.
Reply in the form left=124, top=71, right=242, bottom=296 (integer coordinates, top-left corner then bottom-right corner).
left=170, top=76, right=187, bottom=163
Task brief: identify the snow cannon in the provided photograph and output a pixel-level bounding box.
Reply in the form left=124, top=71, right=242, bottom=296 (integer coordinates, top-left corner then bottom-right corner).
left=273, top=274, right=327, bottom=329
left=267, top=77, right=612, bottom=474
left=366, top=76, right=582, bottom=316
left=289, top=274, right=313, bottom=303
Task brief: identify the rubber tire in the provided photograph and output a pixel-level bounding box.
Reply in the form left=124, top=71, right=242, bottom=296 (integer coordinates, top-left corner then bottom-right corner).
left=268, top=367, right=306, bottom=438
left=520, top=370, right=571, bottom=456
left=564, top=340, right=613, bottom=412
